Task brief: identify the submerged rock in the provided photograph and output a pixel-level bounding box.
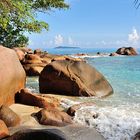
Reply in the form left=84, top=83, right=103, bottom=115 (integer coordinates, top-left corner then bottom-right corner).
left=67, top=102, right=96, bottom=116
left=0, top=105, right=20, bottom=127
left=0, top=120, right=9, bottom=139
left=39, top=60, right=113, bottom=97
left=35, top=108, right=73, bottom=126
left=116, top=47, right=138, bottom=55
left=0, top=45, right=26, bottom=106
left=133, top=132, right=140, bottom=140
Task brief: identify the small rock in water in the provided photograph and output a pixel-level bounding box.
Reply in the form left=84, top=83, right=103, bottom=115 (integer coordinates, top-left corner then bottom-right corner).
left=67, top=102, right=95, bottom=116
left=134, top=132, right=140, bottom=140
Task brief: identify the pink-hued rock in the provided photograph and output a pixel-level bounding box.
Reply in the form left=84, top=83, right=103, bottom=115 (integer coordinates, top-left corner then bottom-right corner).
left=116, top=47, right=138, bottom=55
left=67, top=102, right=96, bottom=116
left=15, top=89, right=60, bottom=109
left=39, top=60, right=113, bottom=97
left=13, top=48, right=25, bottom=61
left=0, top=105, right=20, bottom=127
left=0, top=46, right=26, bottom=106
left=0, top=120, right=9, bottom=139
left=35, top=108, right=73, bottom=126
left=34, top=49, right=42, bottom=55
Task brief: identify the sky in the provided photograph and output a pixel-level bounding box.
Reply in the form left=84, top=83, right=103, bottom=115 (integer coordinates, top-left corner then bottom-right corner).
left=28, top=0, right=140, bottom=49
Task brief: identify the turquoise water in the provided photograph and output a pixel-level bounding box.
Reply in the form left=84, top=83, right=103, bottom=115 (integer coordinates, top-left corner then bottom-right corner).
left=88, top=55, right=140, bottom=106
left=26, top=47, right=140, bottom=140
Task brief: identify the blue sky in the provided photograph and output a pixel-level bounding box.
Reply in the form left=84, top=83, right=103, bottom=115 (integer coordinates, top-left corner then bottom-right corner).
left=28, top=0, right=140, bottom=49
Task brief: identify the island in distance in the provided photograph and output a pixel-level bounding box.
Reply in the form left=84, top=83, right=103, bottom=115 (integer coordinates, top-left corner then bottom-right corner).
left=55, top=46, right=80, bottom=49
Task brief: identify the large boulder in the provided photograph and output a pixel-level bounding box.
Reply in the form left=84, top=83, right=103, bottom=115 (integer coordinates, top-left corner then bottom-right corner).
left=0, top=46, right=26, bottom=106
left=15, top=89, right=60, bottom=109
left=0, top=105, right=20, bottom=127
left=116, top=47, right=138, bottom=55
left=39, top=60, right=113, bottom=97
left=22, top=52, right=84, bottom=76
left=35, top=108, right=73, bottom=126
left=7, top=129, right=66, bottom=140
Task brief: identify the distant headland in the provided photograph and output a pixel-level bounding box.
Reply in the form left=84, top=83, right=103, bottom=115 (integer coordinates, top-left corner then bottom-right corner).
left=55, top=46, right=80, bottom=49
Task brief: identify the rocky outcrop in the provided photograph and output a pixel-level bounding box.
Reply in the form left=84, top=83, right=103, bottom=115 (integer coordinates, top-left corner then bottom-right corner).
left=0, top=105, right=20, bottom=127
left=67, top=102, right=96, bottom=116
left=39, top=60, right=113, bottom=97
left=34, top=49, right=42, bottom=56
left=0, top=120, right=9, bottom=139
left=15, top=89, right=60, bottom=109
left=116, top=47, right=138, bottom=55
left=8, top=104, right=105, bottom=140
left=109, top=52, right=119, bottom=56
left=22, top=52, right=84, bottom=76
left=0, top=46, right=26, bottom=106
left=35, top=108, right=73, bottom=126
left=22, top=54, right=48, bottom=76
left=13, top=47, right=33, bottom=61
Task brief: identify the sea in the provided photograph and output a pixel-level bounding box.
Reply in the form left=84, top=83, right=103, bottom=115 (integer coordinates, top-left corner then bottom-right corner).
left=26, top=47, right=140, bottom=140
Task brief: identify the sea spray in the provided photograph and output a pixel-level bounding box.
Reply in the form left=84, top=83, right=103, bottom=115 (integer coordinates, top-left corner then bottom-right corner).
left=73, top=105, right=140, bottom=140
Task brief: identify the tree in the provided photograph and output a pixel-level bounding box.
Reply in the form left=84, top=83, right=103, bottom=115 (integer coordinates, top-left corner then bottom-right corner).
left=0, top=0, right=69, bottom=48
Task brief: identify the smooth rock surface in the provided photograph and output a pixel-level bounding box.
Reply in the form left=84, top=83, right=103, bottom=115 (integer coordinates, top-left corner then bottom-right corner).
left=0, top=46, right=26, bottom=106
left=35, top=108, right=73, bottom=126
left=9, top=104, right=105, bottom=140
left=39, top=60, right=113, bottom=97
left=0, top=120, right=9, bottom=139
left=0, top=105, right=20, bottom=127
left=116, top=47, right=138, bottom=55
left=6, top=129, right=66, bottom=140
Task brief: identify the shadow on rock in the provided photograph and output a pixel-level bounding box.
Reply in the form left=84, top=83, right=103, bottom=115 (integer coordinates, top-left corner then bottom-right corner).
left=6, top=129, right=66, bottom=140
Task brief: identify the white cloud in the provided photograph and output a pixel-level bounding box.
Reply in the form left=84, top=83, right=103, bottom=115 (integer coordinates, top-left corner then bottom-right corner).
left=128, top=27, right=140, bottom=42
left=68, top=37, right=74, bottom=45
left=54, top=34, right=63, bottom=45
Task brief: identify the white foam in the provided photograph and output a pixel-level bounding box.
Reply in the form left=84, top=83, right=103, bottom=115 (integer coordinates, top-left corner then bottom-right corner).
left=70, top=54, right=110, bottom=59
left=74, top=105, right=140, bottom=140
left=60, top=98, right=80, bottom=108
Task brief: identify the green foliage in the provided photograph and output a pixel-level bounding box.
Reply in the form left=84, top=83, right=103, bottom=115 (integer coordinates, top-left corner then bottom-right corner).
left=0, top=24, right=29, bottom=48
left=0, top=0, right=69, bottom=48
